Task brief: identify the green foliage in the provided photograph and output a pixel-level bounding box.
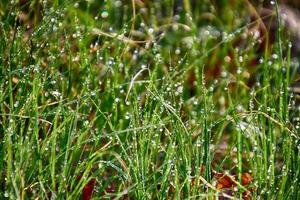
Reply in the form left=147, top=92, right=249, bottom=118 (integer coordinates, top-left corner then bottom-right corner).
left=0, top=0, right=299, bottom=199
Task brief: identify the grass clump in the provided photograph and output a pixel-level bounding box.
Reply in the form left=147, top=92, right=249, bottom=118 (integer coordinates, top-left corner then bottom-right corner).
left=0, top=0, right=299, bottom=199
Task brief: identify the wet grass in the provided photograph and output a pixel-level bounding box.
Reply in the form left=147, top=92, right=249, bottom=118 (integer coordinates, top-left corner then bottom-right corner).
left=0, top=0, right=299, bottom=199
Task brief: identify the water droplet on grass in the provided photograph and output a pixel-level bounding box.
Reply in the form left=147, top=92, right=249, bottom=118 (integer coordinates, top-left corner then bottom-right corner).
left=14, top=101, right=19, bottom=108
left=221, top=71, right=227, bottom=78
left=239, top=56, right=244, bottom=63
left=114, top=1, right=122, bottom=7
left=272, top=54, right=278, bottom=59
left=4, top=192, right=9, bottom=197
left=224, top=56, right=231, bottom=63
left=148, top=28, right=154, bottom=34
left=101, top=11, right=109, bottom=18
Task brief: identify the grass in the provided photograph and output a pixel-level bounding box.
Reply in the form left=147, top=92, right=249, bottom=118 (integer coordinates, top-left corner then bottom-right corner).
left=0, top=0, right=300, bottom=199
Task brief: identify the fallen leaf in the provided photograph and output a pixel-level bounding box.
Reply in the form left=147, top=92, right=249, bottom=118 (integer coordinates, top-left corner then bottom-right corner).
left=215, top=172, right=254, bottom=199
left=241, top=173, right=252, bottom=186
left=215, top=173, right=235, bottom=189
left=82, top=179, right=96, bottom=200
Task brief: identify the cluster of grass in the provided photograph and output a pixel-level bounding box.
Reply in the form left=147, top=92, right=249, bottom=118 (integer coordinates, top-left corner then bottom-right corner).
left=0, top=0, right=299, bottom=199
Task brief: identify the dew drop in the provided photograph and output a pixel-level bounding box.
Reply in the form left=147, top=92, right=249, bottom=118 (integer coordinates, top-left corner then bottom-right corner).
left=4, top=191, right=9, bottom=197
left=101, top=11, right=109, bottom=18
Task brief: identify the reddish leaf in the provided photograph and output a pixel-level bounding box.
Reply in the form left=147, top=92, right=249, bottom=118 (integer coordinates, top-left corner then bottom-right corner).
left=241, top=173, right=252, bottom=186
left=215, top=173, right=235, bottom=189
left=82, top=179, right=96, bottom=200
left=215, top=172, right=253, bottom=189
left=243, top=188, right=253, bottom=200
